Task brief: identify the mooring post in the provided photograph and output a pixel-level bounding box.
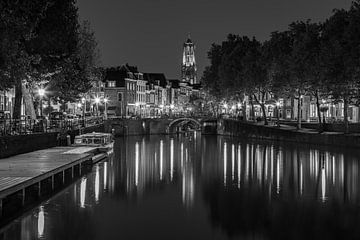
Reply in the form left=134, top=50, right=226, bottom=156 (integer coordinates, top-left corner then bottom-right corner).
left=0, top=199, right=3, bottom=217
left=62, top=170, right=65, bottom=184
left=38, top=182, right=41, bottom=197
left=51, top=175, right=55, bottom=190
left=22, top=188, right=25, bottom=206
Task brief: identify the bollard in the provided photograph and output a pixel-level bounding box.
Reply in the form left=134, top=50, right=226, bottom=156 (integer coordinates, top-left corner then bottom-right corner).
left=66, top=135, right=71, bottom=146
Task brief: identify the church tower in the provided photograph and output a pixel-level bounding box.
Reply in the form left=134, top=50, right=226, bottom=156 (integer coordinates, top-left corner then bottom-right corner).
left=181, top=36, right=197, bottom=85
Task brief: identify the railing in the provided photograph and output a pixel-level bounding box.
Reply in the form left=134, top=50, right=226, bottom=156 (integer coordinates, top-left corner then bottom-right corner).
left=0, top=116, right=104, bottom=136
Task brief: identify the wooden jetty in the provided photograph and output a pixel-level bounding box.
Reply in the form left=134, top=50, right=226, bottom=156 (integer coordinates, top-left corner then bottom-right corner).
left=0, top=146, right=104, bottom=217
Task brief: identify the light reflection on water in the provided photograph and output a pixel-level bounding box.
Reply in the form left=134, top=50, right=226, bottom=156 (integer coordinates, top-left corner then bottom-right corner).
left=2, top=134, right=360, bottom=239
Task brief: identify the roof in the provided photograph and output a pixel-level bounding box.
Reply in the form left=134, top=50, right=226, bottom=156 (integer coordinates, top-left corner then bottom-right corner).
left=168, top=79, right=180, bottom=89
left=105, top=64, right=139, bottom=87
left=191, top=83, right=202, bottom=90
left=144, top=73, right=168, bottom=87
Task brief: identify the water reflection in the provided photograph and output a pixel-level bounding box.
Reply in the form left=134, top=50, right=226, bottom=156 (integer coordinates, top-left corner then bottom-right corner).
left=80, top=177, right=87, bottom=208
left=37, top=206, right=44, bottom=239
left=3, top=135, right=360, bottom=239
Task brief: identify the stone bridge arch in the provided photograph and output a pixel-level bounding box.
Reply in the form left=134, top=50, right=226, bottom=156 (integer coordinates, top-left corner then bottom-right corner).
left=168, top=118, right=202, bottom=133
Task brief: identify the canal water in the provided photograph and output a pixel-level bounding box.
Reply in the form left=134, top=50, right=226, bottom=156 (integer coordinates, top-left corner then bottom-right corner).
left=1, top=133, right=360, bottom=239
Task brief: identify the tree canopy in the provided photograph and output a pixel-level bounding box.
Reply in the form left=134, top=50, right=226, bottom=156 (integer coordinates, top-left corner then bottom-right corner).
left=201, top=0, right=360, bottom=132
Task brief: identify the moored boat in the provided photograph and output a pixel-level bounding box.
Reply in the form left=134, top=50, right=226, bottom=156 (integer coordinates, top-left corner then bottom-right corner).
left=73, top=132, right=114, bottom=161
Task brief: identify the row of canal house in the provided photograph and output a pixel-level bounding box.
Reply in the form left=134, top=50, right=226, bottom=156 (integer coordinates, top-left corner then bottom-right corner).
left=104, top=65, right=201, bottom=117
left=241, top=93, right=360, bottom=123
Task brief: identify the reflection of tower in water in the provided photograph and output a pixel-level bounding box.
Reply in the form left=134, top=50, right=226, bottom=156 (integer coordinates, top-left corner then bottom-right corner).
left=182, top=143, right=195, bottom=208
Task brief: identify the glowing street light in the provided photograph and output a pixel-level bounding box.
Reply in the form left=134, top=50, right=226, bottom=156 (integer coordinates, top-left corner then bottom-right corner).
left=95, top=97, right=100, bottom=116
left=276, top=101, right=281, bottom=127
left=170, top=104, right=174, bottom=109
left=38, top=88, right=45, bottom=117
left=38, top=88, right=45, bottom=97
left=81, top=97, right=86, bottom=126
left=104, top=98, right=108, bottom=119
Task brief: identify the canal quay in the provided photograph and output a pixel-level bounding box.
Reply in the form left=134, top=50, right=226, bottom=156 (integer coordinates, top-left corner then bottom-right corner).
left=1, top=130, right=360, bottom=239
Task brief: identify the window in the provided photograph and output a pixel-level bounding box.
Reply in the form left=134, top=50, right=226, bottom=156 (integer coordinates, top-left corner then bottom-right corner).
left=108, top=81, right=116, bottom=87
left=118, top=93, right=122, bottom=101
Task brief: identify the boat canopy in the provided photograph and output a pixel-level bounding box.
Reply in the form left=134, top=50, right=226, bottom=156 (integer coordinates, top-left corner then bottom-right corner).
left=74, top=133, right=113, bottom=145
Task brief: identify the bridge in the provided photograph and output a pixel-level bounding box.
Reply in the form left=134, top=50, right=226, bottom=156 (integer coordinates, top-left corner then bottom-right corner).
left=167, top=117, right=202, bottom=133
left=106, top=116, right=218, bottom=136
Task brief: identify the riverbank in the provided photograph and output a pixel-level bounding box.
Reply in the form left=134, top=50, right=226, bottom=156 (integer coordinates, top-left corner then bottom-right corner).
left=0, top=146, right=97, bottom=224
left=0, top=123, right=104, bottom=159
left=219, top=119, right=360, bottom=148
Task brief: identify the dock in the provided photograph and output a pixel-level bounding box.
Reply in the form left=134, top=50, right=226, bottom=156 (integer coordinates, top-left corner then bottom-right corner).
left=0, top=146, right=103, bottom=217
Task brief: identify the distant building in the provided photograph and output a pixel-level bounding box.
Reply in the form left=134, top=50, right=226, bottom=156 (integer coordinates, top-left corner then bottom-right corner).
left=104, top=65, right=139, bottom=117
left=181, top=36, right=197, bottom=85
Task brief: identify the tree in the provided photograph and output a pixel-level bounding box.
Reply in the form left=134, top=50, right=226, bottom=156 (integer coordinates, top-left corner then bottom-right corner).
left=1, top=0, right=100, bottom=118
left=321, top=5, right=360, bottom=133
left=201, top=44, right=224, bottom=117
left=0, top=0, right=52, bottom=118
left=242, top=38, right=269, bottom=125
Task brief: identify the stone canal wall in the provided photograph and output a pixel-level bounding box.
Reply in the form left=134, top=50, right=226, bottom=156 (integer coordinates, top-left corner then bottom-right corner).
left=0, top=124, right=104, bottom=159
left=219, top=119, right=360, bottom=148
left=105, top=118, right=171, bottom=136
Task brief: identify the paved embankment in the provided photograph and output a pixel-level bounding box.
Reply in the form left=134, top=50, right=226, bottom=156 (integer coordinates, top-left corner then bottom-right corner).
left=0, top=123, right=104, bottom=159
left=219, top=119, right=360, bottom=148
left=0, top=146, right=99, bottom=218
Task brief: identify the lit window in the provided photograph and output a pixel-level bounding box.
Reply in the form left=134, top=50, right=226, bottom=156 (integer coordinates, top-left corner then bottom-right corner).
left=108, top=81, right=116, bottom=87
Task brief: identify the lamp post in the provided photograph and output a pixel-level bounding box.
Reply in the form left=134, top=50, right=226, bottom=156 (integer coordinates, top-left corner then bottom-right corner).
left=170, top=104, right=174, bottom=118
left=223, top=103, right=228, bottom=115
left=276, top=101, right=280, bottom=127
left=104, top=97, right=108, bottom=119
left=237, top=102, right=242, bottom=119
left=81, top=97, right=86, bottom=127
left=95, top=97, right=100, bottom=116
left=38, top=88, right=45, bottom=117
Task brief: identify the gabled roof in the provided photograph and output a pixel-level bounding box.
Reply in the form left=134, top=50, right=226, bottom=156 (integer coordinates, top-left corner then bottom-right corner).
left=105, top=64, right=139, bottom=87
left=168, top=79, right=180, bottom=89
left=144, top=73, right=168, bottom=88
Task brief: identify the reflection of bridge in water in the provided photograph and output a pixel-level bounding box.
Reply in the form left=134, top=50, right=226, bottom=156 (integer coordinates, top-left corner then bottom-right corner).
left=168, top=117, right=202, bottom=133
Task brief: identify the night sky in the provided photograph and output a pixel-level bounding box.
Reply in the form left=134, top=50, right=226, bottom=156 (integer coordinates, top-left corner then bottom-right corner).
left=77, top=0, right=353, bottom=79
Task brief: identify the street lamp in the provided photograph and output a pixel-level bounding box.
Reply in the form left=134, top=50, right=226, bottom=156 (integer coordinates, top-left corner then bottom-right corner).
left=276, top=101, right=281, bottom=127
left=81, top=97, right=86, bottom=127
left=104, top=97, right=108, bottom=119
left=170, top=104, right=174, bottom=118
left=38, top=88, right=45, bottom=117
left=95, top=97, right=100, bottom=116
